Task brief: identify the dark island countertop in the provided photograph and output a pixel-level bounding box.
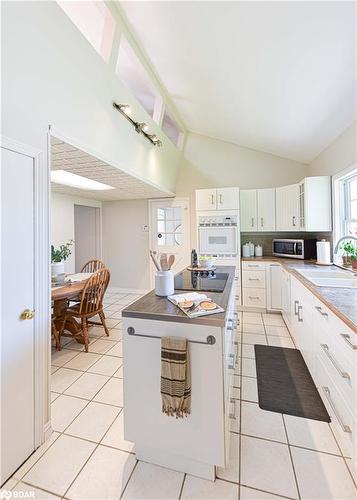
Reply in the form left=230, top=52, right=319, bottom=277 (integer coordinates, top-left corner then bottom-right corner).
left=122, top=266, right=236, bottom=327
left=242, top=257, right=357, bottom=333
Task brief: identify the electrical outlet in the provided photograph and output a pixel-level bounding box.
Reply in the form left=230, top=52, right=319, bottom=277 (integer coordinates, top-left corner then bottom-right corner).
left=142, top=224, right=149, bottom=232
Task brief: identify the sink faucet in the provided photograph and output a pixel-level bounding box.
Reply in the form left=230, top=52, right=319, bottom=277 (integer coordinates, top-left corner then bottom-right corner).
left=333, top=236, right=357, bottom=271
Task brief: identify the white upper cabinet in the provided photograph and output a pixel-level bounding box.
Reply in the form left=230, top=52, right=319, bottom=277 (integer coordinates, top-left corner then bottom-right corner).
left=276, top=184, right=300, bottom=231
left=240, top=189, right=257, bottom=231
left=257, top=188, right=276, bottom=231
left=240, top=188, right=275, bottom=232
left=300, top=176, right=332, bottom=232
left=196, top=187, right=239, bottom=211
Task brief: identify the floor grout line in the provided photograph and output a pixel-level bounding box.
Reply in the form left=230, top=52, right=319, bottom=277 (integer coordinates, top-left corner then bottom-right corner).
left=178, top=472, right=186, bottom=499
left=282, top=415, right=302, bottom=500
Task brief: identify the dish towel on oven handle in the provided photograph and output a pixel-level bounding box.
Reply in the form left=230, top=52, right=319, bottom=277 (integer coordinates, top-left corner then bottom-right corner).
left=161, top=336, right=191, bottom=418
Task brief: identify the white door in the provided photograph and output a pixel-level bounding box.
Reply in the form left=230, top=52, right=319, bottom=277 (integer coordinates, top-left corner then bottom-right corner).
left=276, top=184, right=299, bottom=231
left=150, top=198, right=190, bottom=284
left=195, top=188, right=216, bottom=211
left=240, top=190, right=257, bottom=231
left=74, top=205, right=101, bottom=272
left=257, top=188, right=276, bottom=231
left=216, top=187, right=239, bottom=210
left=1, top=147, right=35, bottom=484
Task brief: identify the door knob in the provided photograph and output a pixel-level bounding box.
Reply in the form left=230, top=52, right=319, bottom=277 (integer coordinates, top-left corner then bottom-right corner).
left=20, top=309, right=35, bottom=320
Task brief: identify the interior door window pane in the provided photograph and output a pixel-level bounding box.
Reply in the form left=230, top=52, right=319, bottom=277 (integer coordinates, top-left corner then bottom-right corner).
left=158, top=234, right=165, bottom=245
left=157, top=220, right=165, bottom=232
left=166, top=234, right=174, bottom=246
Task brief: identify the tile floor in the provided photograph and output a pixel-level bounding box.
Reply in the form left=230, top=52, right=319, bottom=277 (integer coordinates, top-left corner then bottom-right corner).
left=2, top=295, right=357, bottom=499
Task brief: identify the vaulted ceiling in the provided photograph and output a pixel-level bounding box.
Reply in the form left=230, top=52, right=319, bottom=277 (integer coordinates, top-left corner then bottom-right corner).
left=119, top=1, right=356, bottom=163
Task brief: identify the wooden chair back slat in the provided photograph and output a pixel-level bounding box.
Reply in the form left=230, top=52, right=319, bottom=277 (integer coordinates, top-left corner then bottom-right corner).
left=80, top=259, right=106, bottom=274
left=78, top=268, right=110, bottom=316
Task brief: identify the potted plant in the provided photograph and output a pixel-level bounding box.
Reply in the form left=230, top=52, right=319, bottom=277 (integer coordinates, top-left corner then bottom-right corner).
left=51, top=240, right=74, bottom=276
left=352, top=247, right=357, bottom=271
left=341, top=240, right=357, bottom=268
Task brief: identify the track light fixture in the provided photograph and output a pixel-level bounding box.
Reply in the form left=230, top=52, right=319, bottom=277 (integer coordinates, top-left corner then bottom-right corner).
left=113, top=102, right=162, bottom=147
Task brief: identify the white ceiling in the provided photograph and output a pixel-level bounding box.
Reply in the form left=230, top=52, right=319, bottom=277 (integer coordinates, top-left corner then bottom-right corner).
left=51, top=137, right=172, bottom=200
left=119, top=1, right=356, bottom=163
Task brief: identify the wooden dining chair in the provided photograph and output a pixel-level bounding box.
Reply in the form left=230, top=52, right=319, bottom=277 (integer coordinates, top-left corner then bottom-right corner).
left=62, top=268, right=110, bottom=352
left=51, top=317, right=61, bottom=351
left=80, top=259, right=106, bottom=274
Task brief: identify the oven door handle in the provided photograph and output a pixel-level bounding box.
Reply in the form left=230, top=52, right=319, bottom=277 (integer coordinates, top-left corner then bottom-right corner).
left=293, top=242, right=297, bottom=255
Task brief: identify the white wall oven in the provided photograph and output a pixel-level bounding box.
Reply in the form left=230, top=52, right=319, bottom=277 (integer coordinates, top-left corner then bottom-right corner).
left=198, top=214, right=238, bottom=257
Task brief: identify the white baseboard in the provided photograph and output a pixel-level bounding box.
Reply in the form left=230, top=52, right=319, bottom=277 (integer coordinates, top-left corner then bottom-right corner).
left=107, top=286, right=150, bottom=295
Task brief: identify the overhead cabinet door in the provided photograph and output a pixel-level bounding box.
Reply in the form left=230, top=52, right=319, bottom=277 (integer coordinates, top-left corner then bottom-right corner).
left=257, top=188, right=276, bottom=231
left=240, top=190, right=257, bottom=231
left=276, top=184, right=299, bottom=231
left=216, top=187, right=239, bottom=210
left=195, top=189, right=217, bottom=211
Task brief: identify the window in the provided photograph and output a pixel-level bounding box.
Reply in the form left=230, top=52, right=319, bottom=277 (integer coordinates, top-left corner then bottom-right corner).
left=162, top=106, right=184, bottom=148
left=57, top=1, right=115, bottom=62
left=342, top=172, right=357, bottom=237
left=117, top=36, right=161, bottom=119
left=157, top=207, right=182, bottom=247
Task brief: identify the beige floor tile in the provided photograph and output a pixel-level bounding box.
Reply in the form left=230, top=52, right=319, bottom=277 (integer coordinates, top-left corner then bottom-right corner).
left=262, top=313, right=285, bottom=326
left=242, top=333, right=267, bottom=346
left=217, top=432, right=239, bottom=483
left=291, top=447, right=356, bottom=499
left=13, top=432, right=60, bottom=480
left=65, top=401, right=120, bottom=442
left=12, top=482, right=60, bottom=499
left=242, top=358, right=256, bottom=378
left=87, top=325, right=106, bottom=338
left=51, top=395, right=88, bottom=432
left=122, top=461, right=184, bottom=500
left=1, top=478, right=18, bottom=490
left=87, top=338, right=118, bottom=354
left=107, top=327, right=122, bottom=341
left=264, top=325, right=290, bottom=337
left=93, top=377, right=123, bottom=406
left=113, top=365, right=123, bottom=378
left=267, top=335, right=295, bottom=348
left=241, top=344, right=256, bottom=359
left=232, top=374, right=240, bottom=388
left=105, top=341, right=123, bottom=358
left=101, top=411, right=134, bottom=452
left=88, top=355, right=122, bottom=377
left=241, top=376, right=259, bottom=403
left=284, top=414, right=340, bottom=455
left=23, top=435, right=96, bottom=497
left=181, top=475, right=238, bottom=499
left=243, top=313, right=263, bottom=325
left=64, top=372, right=109, bottom=400
left=106, top=318, right=122, bottom=328
left=51, top=368, right=82, bottom=393
left=242, top=323, right=266, bottom=334
left=51, top=349, right=79, bottom=367
left=63, top=340, right=86, bottom=351
left=106, top=310, right=122, bottom=319
left=66, top=445, right=136, bottom=499
left=51, top=392, right=60, bottom=403
left=240, top=486, right=283, bottom=499
left=241, top=401, right=286, bottom=443
left=346, top=458, right=357, bottom=484
left=51, top=366, right=59, bottom=374
left=63, top=352, right=101, bottom=371
left=241, top=435, right=298, bottom=498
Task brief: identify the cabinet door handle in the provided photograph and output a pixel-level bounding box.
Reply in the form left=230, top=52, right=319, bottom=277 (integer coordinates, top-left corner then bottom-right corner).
left=315, top=306, right=328, bottom=318
left=261, top=217, right=264, bottom=227
left=321, top=344, right=350, bottom=379
left=292, top=216, right=296, bottom=226
left=229, top=398, right=237, bottom=420
left=247, top=264, right=259, bottom=268
left=228, top=353, right=235, bottom=369
left=248, top=296, right=260, bottom=300
left=322, top=386, right=352, bottom=433
left=211, top=194, right=215, bottom=205
left=297, top=305, right=303, bottom=322
left=340, top=334, right=357, bottom=350
left=219, top=194, right=222, bottom=204
left=248, top=278, right=260, bottom=281
left=294, top=300, right=299, bottom=315
left=251, top=218, right=254, bottom=227
left=234, top=341, right=239, bottom=365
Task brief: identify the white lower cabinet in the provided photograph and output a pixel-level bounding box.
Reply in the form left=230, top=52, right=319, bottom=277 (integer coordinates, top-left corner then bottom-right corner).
left=288, top=274, right=357, bottom=459
left=242, top=261, right=284, bottom=312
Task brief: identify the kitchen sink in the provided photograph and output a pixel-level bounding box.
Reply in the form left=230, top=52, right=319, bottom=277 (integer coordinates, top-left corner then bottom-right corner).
left=298, top=269, right=357, bottom=288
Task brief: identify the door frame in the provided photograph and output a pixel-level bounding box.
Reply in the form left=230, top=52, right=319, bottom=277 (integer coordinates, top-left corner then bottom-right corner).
left=148, top=197, right=191, bottom=288
left=1, top=135, right=50, bottom=449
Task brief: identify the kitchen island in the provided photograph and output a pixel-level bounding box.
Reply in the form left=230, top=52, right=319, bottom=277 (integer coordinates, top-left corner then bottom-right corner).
left=122, top=266, right=239, bottom=480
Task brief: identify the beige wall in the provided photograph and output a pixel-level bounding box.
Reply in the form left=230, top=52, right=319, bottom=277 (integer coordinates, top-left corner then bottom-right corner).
left=308, top=121, right=357, bottom=176
left=102, top=200, right=150, bottom=291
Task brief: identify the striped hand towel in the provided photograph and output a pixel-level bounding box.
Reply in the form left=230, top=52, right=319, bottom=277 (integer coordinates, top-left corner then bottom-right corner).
left=161, top=336, right=191, bottom=418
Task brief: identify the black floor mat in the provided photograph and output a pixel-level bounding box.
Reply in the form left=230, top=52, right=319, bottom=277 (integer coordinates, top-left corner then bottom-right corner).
left=254, top=345, right=330, bottom=422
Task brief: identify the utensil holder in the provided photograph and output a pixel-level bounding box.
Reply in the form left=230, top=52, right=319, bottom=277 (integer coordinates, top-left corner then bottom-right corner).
left=155, top=271, right=174, bottom=297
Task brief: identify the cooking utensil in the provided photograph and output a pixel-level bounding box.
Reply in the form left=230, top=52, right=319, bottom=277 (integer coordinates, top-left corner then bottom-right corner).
left=160, top=253, right=169, bottom=271
left=150, top=250, right=161, bottom=271
left=168, top=254, right=175, bottom=270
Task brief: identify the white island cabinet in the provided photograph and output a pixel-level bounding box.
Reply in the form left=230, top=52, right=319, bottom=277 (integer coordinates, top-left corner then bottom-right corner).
left=122, top=267, right=238, bottom=480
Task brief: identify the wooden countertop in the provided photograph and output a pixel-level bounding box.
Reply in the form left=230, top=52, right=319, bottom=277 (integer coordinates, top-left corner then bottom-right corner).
left=243, top=257, right=357, bottom=333
left=122, top=266, right=236, bottom=327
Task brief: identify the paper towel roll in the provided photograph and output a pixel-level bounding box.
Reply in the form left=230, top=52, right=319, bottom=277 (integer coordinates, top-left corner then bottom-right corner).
left=316, top=240, right=332, bottom=265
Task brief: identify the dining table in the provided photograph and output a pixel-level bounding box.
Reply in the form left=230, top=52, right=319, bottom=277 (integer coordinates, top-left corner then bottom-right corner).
left=51, top=273, right=92, bottom=345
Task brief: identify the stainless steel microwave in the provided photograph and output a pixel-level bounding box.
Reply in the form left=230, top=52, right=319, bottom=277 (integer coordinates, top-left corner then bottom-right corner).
left=272, top=239, right=317, bottom=259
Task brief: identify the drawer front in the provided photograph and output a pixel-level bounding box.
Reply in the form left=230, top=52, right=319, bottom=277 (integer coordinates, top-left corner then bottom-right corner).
left=243, top=287, right=266, bottom=308
left=242, top=261, right=266, bottom=271
left=315, top=356, right=356, bottom=458
left=242, top=270, right=266, bottom=289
